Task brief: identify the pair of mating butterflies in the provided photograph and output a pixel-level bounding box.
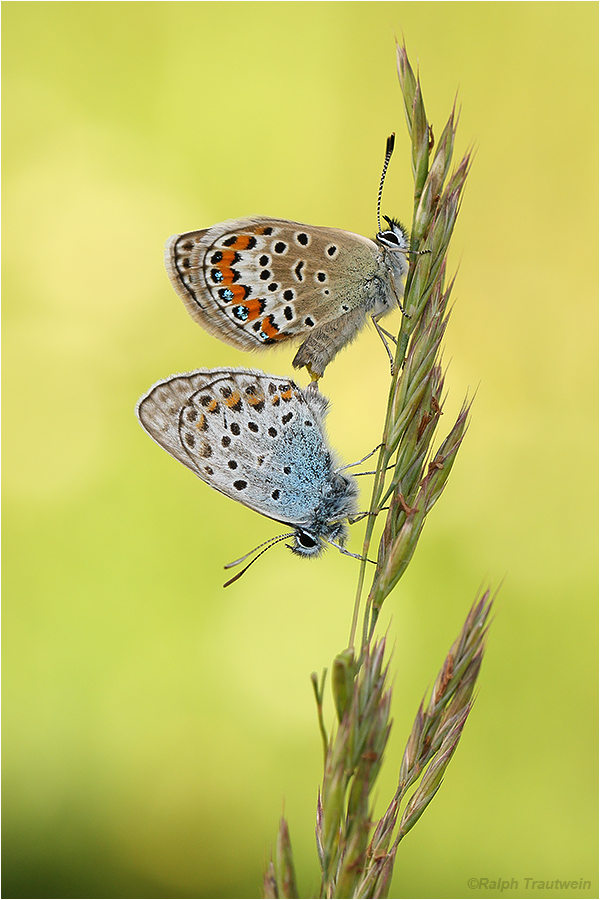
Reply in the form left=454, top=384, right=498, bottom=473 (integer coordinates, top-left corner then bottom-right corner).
left=137, top=137, right=412, bottom=582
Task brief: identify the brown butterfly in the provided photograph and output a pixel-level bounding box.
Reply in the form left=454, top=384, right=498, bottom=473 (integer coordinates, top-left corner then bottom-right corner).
left=165, top=136, right=410, bottom=378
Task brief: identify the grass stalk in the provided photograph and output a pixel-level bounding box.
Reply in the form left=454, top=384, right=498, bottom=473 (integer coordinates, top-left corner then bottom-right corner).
left=264, top=42, right=493, bottom=900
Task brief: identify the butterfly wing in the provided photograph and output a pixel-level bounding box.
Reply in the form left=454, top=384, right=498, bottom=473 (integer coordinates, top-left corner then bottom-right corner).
left=165, top=218, right=388, bottom=361
left=136, top=367, right=347, bottom=528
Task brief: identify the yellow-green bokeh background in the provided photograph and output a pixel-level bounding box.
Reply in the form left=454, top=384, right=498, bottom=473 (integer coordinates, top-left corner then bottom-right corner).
left=3, top=3, right=598, bottom=898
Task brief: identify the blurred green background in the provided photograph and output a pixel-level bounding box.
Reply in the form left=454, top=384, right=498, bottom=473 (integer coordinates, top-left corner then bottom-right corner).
left=3, top=2, right=597, bottom=898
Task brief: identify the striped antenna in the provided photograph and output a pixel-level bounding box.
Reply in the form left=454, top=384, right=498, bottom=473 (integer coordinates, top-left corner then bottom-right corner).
left=377, top=133, right=395, bottom=235
left=223, top=531, right=296, bottom=587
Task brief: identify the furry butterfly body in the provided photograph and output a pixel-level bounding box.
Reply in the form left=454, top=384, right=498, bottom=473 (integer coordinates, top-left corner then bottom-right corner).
left=136, top=367, right=358, bottom=559
left=165, top=216, right=409, bottom=377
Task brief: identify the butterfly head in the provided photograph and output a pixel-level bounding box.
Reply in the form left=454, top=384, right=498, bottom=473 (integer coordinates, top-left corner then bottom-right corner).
left=376, top=215, right=410, bottom=284
left=288, top=519, right=349, bottom=558
left=377, top=216, right=409, bottom=251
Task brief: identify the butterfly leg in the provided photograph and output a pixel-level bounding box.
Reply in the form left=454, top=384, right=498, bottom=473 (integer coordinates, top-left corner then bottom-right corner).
left=372, top=316, right=396, bottom=375
left=339, top=443, right=383, bottom=471
left=352, top=464, right=395, bottom=476
left=376, top=325, right=398, bottom=344
left=340, top=445, right=397, bottom=476
left=327, top=538, right=377, bottom=565
left=348, top=507, right=389, bottom=525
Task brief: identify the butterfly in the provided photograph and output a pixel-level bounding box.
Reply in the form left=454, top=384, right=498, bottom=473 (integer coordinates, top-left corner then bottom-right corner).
left=136, top=367, right=360, bottom=584
left=164, top=136, right=410, bottom=378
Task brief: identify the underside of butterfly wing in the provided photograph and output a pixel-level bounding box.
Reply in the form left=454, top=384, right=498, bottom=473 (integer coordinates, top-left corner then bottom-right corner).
left=165, top=218, right=390, bottom=368
left=136, top=368, right=357, bottom=528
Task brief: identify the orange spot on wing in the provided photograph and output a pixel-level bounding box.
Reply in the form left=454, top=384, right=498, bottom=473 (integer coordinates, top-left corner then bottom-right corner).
left=260, top=316, right=280, bottom=339
left=225, top=391, right=242, bottom=408
left=244, top=299, right=263, bottom=321
left=217, top=266, right=236, bottom=285
left=247, top=394, right=265, bottom=408
left=281, top=387, right=293, bottom=401
left=207, top=399, right=219, bottom=413
left=220, top=284, right=247, bottom=304
left=219, top=250, right=239, bottom=266
left=230, top=234, right=254, bottom=249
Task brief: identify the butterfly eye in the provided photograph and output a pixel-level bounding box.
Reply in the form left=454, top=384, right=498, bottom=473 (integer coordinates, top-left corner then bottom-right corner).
left=377, top=229, right=401, bottom=246
left=298, top=531, right=318, bottom=549
left=378, top=216, right=409, bottom=250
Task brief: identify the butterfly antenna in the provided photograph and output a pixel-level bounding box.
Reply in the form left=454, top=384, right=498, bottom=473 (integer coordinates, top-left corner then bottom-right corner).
left=377, top=133, right=395, bottom=235
left=223, top=532, right=296, bottom=588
